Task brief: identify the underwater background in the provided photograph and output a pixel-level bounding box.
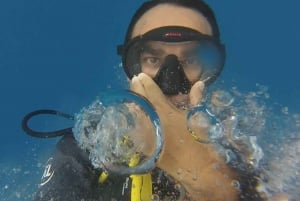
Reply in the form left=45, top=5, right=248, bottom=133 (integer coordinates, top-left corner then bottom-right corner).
left=0, top=0, right=299, bottom=200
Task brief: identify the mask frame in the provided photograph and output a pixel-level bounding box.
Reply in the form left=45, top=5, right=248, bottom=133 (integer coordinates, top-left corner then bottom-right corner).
left=118, top=26, right=226, bottom=87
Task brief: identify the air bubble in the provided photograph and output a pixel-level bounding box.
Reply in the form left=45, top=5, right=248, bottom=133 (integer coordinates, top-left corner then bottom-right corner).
left=192, top=175, right=198, bottom=181
left=280, top=106, right=289, bottom=115
left=73, top=91, right=163, bottom=175
left=231, top=180, right=240, bottom=190
left=176, top=168, right=183, bottom=175
left=208, top=123, right=224, bottom=139
left=151, top=194, right=160, bottom=201
left=211, top=90, right=234, bottom=108
left=225, top=149, right=235, bottom=164
left=187, top=106, right=223, bottom=143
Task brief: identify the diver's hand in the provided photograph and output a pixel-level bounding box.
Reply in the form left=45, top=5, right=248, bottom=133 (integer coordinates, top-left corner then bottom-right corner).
left=130, top=73, right=239, bottom=201
left=189, top=80, right=205, bottom=107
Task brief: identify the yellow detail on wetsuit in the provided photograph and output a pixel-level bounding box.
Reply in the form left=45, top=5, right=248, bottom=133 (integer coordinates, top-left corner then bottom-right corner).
left=98, top=171, right=109, bottom=183
left=97, top=135, right=153, bottom=201
left=129, top=153, right=152, bottom=201
left=130, top=173, right=152, bottom=201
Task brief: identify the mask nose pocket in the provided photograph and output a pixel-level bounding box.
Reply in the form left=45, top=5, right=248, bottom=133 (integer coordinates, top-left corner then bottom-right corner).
left=154, top=54, right=191, bottom=95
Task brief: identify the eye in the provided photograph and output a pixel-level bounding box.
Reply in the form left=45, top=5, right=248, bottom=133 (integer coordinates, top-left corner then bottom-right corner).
left=141, top=56, right=161, bottom=68
left=181, top=57, right=201, bottom=68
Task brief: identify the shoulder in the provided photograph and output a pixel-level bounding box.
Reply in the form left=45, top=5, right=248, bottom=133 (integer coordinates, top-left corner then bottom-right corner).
left=55, top=134, right=90, bottom=163
left=35, top=134, right=101, bottom=200
left=38, top=133, right=95, bottom=187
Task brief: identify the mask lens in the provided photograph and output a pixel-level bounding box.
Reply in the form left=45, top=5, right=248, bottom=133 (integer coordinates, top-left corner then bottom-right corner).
left=124, top=40, right=145, bottom=78
left=195, top=40, right=224, bottom=82
left=124, top=39, right=224, bottom=84
left=121, top=26, right=225, bottom=86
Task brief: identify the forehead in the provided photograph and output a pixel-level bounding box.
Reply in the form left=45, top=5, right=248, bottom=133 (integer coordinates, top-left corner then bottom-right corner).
left=131, top=4, right=212, bottom=38
left=143, top=41, right=199, bottom=55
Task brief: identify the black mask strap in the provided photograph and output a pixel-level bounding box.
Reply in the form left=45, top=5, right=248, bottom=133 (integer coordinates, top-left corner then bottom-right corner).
left=154, top=55, right=191, bottom=95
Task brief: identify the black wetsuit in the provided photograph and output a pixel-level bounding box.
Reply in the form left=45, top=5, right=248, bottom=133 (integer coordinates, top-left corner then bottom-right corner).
left=34, top=134, right=264, bottom=201
left=34, top=134, right=183, bottom=201
left=34, top=134, right=126, bottom=200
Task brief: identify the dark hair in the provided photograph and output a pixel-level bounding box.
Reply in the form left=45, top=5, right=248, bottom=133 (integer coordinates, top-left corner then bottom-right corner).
left=123, top=0, right=221, bottom=44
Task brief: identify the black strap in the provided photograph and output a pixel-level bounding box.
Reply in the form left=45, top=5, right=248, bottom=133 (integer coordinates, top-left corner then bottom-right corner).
left=21, top=109, right=74, bottom=138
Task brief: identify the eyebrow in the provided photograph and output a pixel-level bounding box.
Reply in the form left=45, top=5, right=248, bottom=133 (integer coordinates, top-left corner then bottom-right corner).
left=182, top=47, right=198, bottom=57
left=142, top=44, right=164, bottom=56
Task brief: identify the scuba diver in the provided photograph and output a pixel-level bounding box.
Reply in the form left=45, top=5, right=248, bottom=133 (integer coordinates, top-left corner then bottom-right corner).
left=22, top=0, right=273, bottom=200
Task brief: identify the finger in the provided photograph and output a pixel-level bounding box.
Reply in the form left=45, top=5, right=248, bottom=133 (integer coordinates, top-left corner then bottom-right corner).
left=189, top=81, right=205, bottom=107
left=137, top=73, right=169, bottom=106
left=130, top=75, right=147, bottom=98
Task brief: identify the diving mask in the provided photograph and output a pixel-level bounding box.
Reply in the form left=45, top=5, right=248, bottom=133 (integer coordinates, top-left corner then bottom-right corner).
left=118, top=26, right=226, bottom=95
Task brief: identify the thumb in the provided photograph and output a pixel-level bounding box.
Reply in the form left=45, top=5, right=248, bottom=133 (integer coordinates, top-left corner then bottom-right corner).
left=133, top=73, right=170, bottom=108
left=130, top=75, right=147, bottom=98
left=189, top=81, right=205, bottom=107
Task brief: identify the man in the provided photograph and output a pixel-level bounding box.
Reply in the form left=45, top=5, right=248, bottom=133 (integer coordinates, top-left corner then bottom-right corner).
left=34, top=0, right=264, bottom=200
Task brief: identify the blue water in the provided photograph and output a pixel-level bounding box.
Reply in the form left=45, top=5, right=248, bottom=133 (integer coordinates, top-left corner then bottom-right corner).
left=0, top=0, right=299, bottom=200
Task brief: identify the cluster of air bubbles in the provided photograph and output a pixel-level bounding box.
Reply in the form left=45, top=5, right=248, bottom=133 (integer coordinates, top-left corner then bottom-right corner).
left=257, top=138, right=300, bottom=200
left=292, top=113, right=300, bottom=128
left=191, top=83, right=300, bottom=199
left=73, top=93, right=162, bottom=175
left=187, top=86, right=269, bottom=171
left=112, top=63, right=129, bottom=89
left=0, top=145, right=45, bottom=201
left=73, top=99, right=104, bottom=151
left=187, top=106, right=224, bottom=143
left=73, top=99, right=140, bottom=171
left=256, top=109, right=300, bottom=200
